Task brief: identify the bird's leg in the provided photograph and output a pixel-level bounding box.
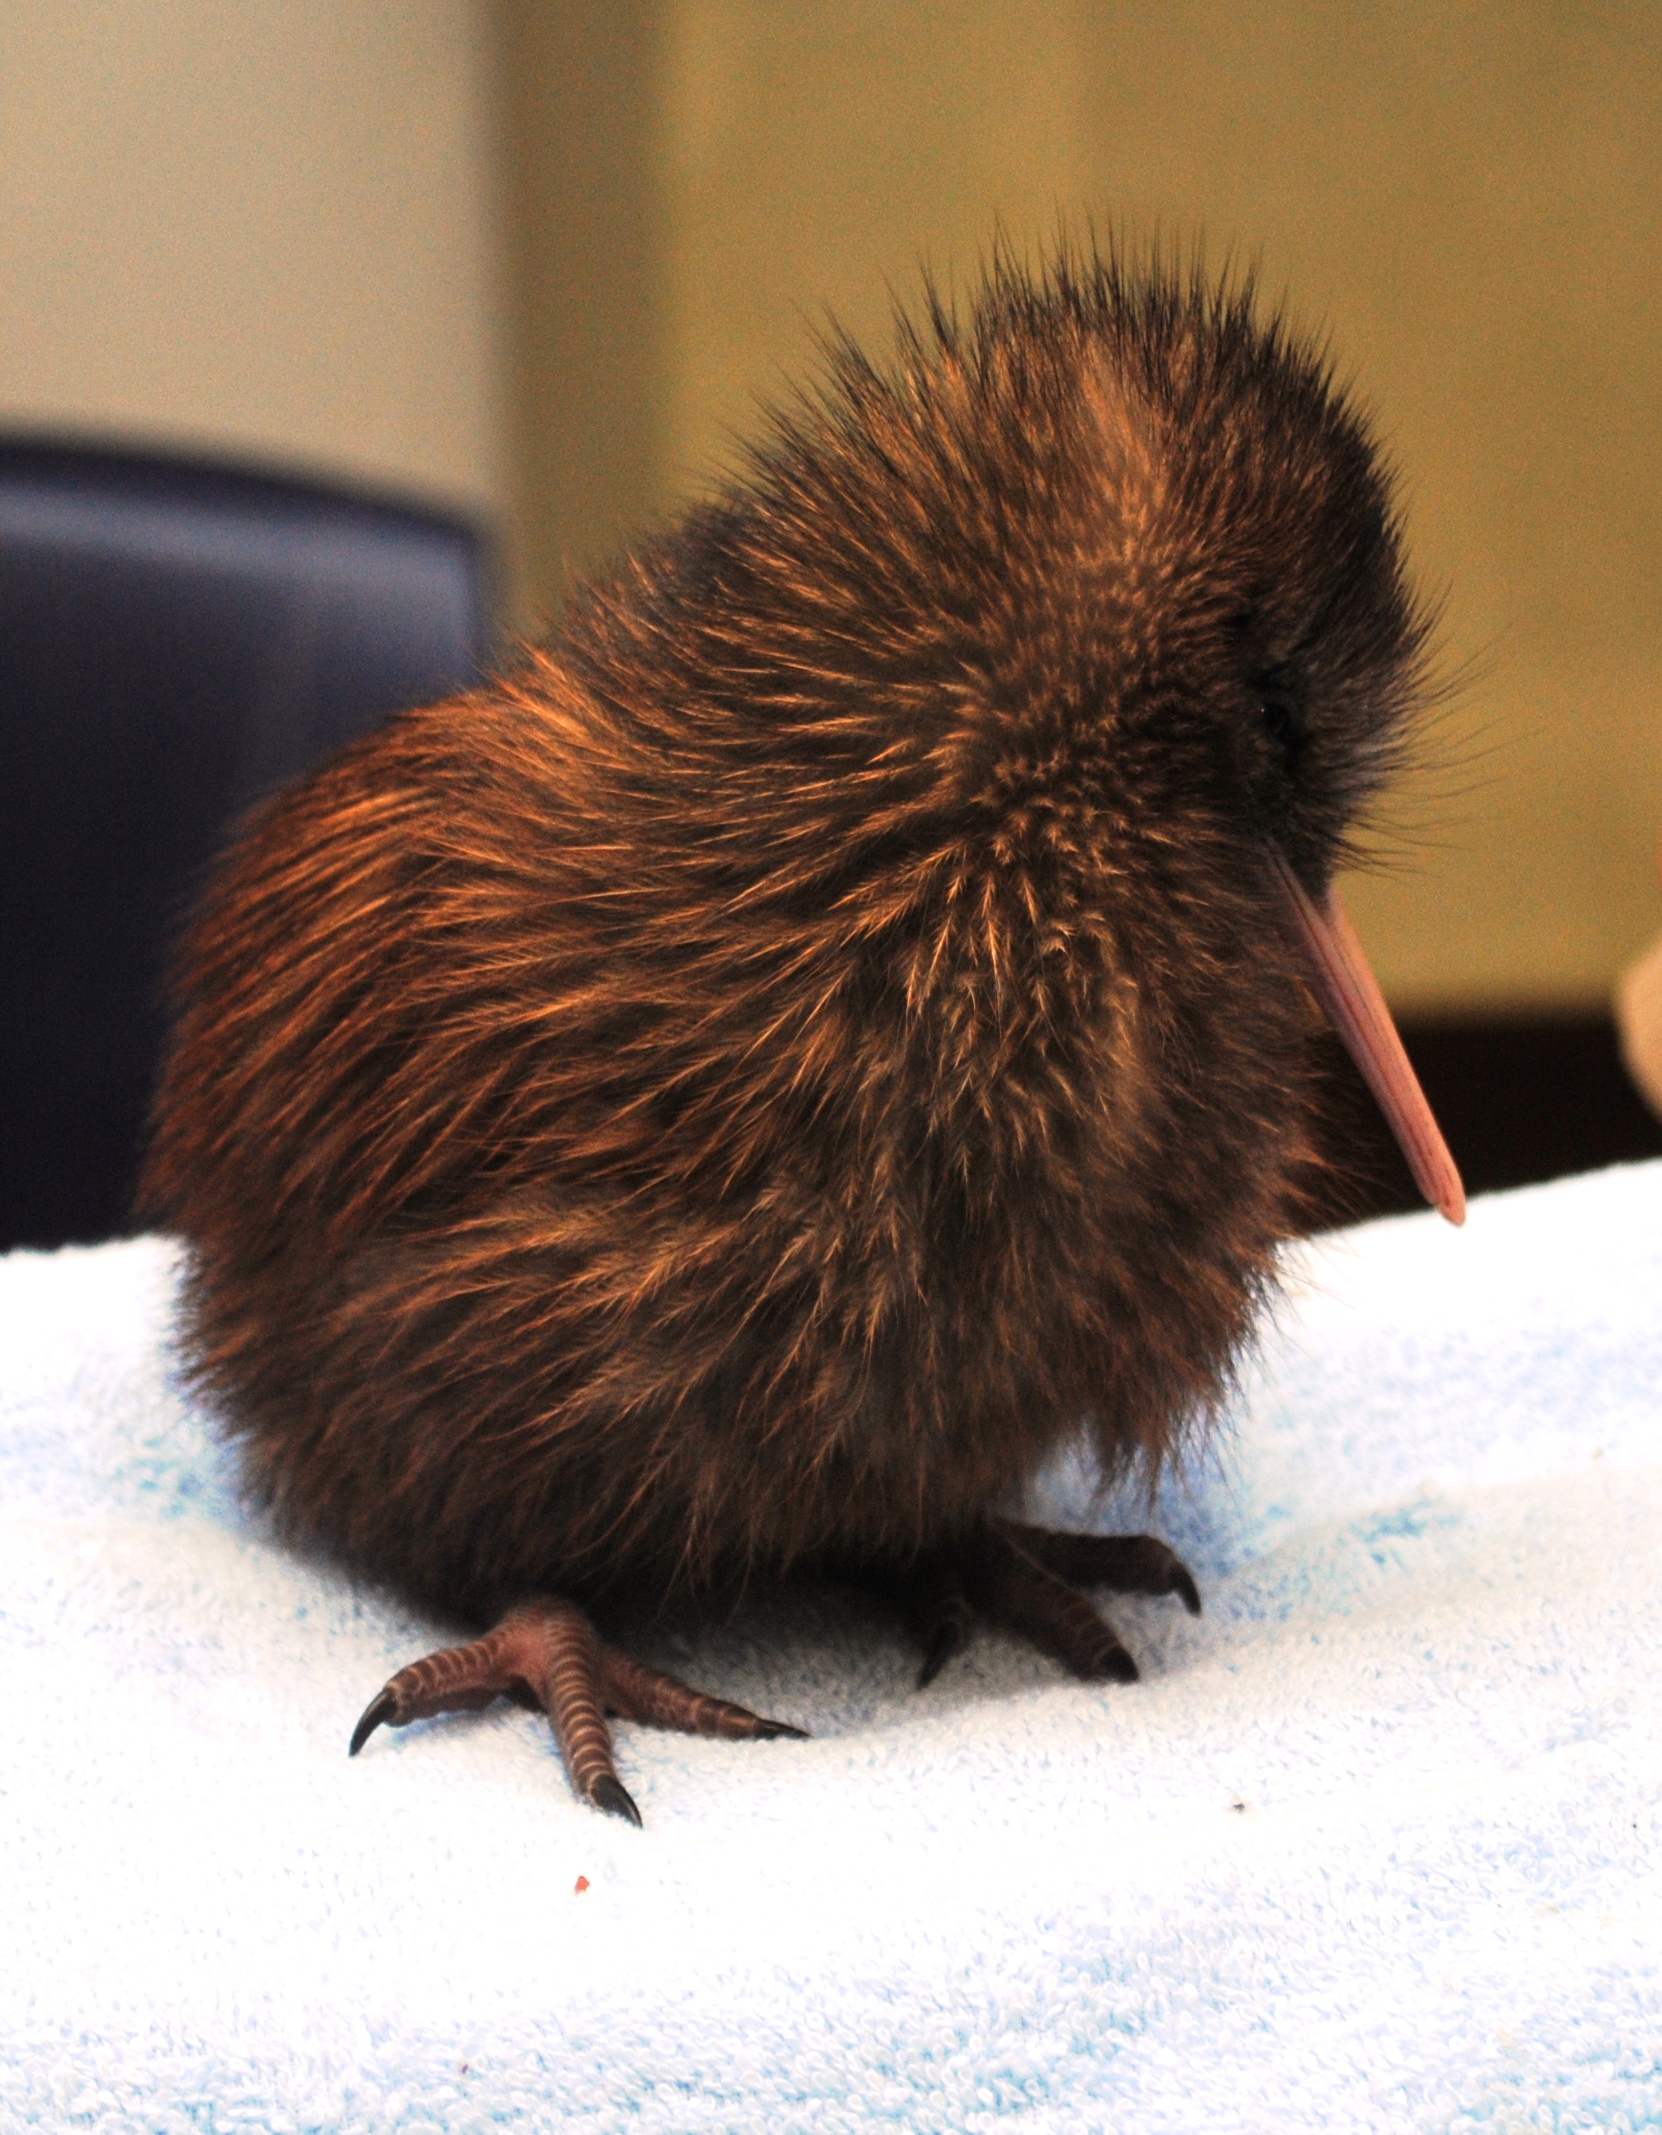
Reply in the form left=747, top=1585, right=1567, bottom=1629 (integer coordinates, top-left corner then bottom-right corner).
left=349, top=1598, right=640, bottom=1821
left=349, top=1596, right=805, bottom=1825
left=911, top=1519, right=1202, bottom=1686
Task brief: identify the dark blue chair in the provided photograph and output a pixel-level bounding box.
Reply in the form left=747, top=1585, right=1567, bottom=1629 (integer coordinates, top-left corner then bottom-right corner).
left=0, top=439, right=493, bottom=1251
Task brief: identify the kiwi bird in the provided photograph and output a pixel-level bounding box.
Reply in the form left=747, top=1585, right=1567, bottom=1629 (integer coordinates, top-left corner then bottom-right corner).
left=142, top=247, right=1463, bottom=1825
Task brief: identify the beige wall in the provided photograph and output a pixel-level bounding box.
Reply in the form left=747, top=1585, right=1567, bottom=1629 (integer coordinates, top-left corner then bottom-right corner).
left=0, top=1, right=505, bottom=519
left=6, top=3, right=1659, bottom=1012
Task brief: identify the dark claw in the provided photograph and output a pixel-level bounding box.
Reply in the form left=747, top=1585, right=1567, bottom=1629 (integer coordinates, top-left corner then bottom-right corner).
left=917, top=1617, right=966, bottom=1688
left=753, top=1720, right=811, bottom=1740
left=348, top=1686, right=398, bottom=1756
left=1078, top=1645, right=1140, bottom=1686
left=1171, top=1563, right=1202, bottom=1616
left=588, top=1773, right=643, bottom=1826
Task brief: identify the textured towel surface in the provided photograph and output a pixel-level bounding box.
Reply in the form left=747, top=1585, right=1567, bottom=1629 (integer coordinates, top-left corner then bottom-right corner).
left=2, top=1165, right=1659, bottom=2134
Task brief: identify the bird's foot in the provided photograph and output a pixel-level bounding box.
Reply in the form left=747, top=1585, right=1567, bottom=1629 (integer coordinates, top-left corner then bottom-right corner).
left=349, top=1596, right=807, bottom=1823
left=900, top=1520, right=1200, bottom=1688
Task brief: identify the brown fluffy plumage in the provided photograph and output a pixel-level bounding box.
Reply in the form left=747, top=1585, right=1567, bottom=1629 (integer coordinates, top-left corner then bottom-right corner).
left=142, top=247, right=1435, bottom=1813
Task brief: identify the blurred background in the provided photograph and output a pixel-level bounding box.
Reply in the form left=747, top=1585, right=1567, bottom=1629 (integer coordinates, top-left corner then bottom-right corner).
left=4, top=0, right=1661, bottom=1231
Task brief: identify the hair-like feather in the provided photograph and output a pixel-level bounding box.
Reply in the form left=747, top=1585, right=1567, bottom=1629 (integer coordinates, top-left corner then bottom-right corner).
left=142, top=244, right=1431, bottom=1633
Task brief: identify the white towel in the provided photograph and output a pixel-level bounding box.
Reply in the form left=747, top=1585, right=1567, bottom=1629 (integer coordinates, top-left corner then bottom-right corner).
left=2, top=1164, right=1659, bottom=2133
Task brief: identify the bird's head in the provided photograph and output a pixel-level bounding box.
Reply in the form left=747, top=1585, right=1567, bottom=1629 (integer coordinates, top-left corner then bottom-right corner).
left=576, top=246, right=1464, bottom=1226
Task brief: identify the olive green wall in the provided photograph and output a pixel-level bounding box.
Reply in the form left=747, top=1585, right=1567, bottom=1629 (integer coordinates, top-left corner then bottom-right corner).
left=496, top=2, right=668, bottom=621
left=499, top=0, right=1662, bottom=1012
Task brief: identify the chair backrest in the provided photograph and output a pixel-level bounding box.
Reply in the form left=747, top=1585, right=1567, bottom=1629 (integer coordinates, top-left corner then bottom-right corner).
left=0, top=438, right=492, bottom=1252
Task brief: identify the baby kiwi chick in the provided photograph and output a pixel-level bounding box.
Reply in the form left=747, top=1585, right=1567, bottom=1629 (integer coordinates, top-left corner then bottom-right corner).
left=143, top=246, right=1462, bottom=1825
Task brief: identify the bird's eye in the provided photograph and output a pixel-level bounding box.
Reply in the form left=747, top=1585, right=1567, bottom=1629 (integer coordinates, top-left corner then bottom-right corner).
left=1256, top=677, right=1306, bottom=777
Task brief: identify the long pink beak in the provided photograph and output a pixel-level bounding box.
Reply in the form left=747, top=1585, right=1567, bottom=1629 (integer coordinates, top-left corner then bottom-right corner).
left=1266, top=850, right=1466, bottom=1226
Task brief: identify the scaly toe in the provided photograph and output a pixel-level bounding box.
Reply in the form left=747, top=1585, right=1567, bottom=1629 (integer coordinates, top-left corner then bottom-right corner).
left=1003, top=1524, right=1204, bottom=1616
left=960, top=1524, right=1147, bottom=1684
